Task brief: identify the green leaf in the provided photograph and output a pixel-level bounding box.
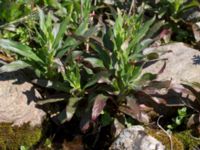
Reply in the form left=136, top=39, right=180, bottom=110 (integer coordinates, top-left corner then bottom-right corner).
left=146, top=52, right=159, bottom=60
left=83, top=26, right=99, bottom=38
left=56, top=38, right=80, bottom=58
left=37, top=7, right=47, bottom=36
left=0, top=60, right=31, bottom=73
left=134, top=39, right=154, bottom=54
left=100, top=111, right=113, bottom=126
left=55, top=97, right=81, bottom=123
left=140, top=73, right=157, bottom=81
left=52, top=17, right=69, bottom=49
left=84, top=57, right=104, bottom=68
left=128, top=17, right=155, bottom=53
left=90, top=42, right=110, bottom=69
left=20, top=146, right=28, bottom=150
left=75, top=18, right=88, bottom=35
left=83, top=71, right=111, bottom=89
left=0, top=39, right=43, bottom=63
left=131, top=66, right=142, bottom=80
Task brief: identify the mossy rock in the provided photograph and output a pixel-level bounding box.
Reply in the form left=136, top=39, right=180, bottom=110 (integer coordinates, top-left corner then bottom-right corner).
left=147, top=128, right=184, bottom=150
left=0, top=123, right=42, bottom=150
left=175, top=130, right=200, bottom=150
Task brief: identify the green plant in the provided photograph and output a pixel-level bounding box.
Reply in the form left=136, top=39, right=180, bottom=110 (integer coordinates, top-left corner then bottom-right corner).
left=0, top=3, right=98, bottom=124
left=72, top=9, right=161, bottom=131
left=167, top=107, right=187, bottom=130
left=0, top=0, right=33, bottom=24
left=144, top=0, right=200, bottom=20
left=0, top=1, right=161, bottom=132
left=0, top=6, right=95, bottom=88
left=34, top=7, right=160, bottom=130
left=20, top=145, right=28, bottom=150
left=85, top=9, right=156, bottom=96
left=141, top=0, right=200, bottom=43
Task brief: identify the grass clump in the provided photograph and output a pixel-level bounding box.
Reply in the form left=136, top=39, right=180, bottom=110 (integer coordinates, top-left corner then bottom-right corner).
left=175, top=130, right=200, bottom=150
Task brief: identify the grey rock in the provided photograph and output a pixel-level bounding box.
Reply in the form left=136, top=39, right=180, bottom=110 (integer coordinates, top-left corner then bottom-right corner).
left=109, top=125, right=165, bottom=150
left=143, top=43, right=200, bottom=86
left=0, top=71, right=46, bottom=126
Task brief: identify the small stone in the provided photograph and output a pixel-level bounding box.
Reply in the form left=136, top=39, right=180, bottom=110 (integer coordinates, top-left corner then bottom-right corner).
left=109, top=125, right=165, bottom=150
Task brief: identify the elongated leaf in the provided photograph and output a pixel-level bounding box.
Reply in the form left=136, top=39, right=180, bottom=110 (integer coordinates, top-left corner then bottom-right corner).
left=83, top=71, right=111, bottom=89
left=119, top=105, right=149, bottom=123
left=134, top=38, right=154, bottom=53
left=0, top=60, right=31, bottom=73
left=128, top=17, right=155, bottom=53
left=56, top=38, right=80, bottom=58
left=54, top=97, right=81, bottom=124
left=37, top=98, right=65, bottom=105
left=52, top=17, right=69, bottom=49
left=32, top=79, right=69, bottom=92
left=57, top=22, right=97, bottom=58
left=0, top=39, right=43, bottom=63
left=66, top=97, right=81, bottom=121
left=191, top=82, right=200, bottom=89
left=75, top=18, right=88, bottom=35
left=148, top=80, right=171, bottom=89
left=187, top=114, right=200, bottom=128
left=37, top=7, right=47, bottom=36
left=90, top=42, right=110, bottom=69
left=92, top=94, right=108, bottom=121
left=80, top=111, right=91, bottom=133
left=131, top=66, right=142, bottom=80
left=84, top=57, right=104, bottom=68
left=83, top=26, right=99, bottom=38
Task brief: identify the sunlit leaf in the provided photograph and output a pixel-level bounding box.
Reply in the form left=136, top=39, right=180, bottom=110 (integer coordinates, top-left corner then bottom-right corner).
left=52, top=17, right=69, bottom=49
left=53, top=97, right=81, bottom=124
left=84, top=57, right=104, bottom=68
left=32, top=79, right=70, bottom=92
left=37, top=98, right=66, bottom=105
left=0, top=39, right=43, bottom=63
left=0, top=60, right=30, bottom=73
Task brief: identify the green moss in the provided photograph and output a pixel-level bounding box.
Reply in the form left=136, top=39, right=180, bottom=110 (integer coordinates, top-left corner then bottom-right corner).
left=175, top=130, right=200, bottom=150
left=0, top=123, right=42, bottom=150
left=147, top=128, right=184, bottom=150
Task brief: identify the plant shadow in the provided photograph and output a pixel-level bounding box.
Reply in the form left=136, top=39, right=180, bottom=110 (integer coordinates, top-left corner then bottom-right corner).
left=192, top=55, right=200, bottom=65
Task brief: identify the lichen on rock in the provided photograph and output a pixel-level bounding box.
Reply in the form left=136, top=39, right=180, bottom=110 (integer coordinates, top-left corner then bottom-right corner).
left=0, top=123, right=42, bottom=150
left=147, top=128, right=184, bottom=150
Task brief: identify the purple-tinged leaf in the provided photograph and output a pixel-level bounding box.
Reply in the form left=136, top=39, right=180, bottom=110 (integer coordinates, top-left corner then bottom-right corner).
left=119, top=105, right=149, bottom=123
left=187, top=114, right=200, bottom=128
left=143, top=80, right=171, bottom=95
left=91, top=94, right=108, bottom=121
left=80, top=112, right=91, bottom=133
left=158, top=28, right=172, bottom=43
